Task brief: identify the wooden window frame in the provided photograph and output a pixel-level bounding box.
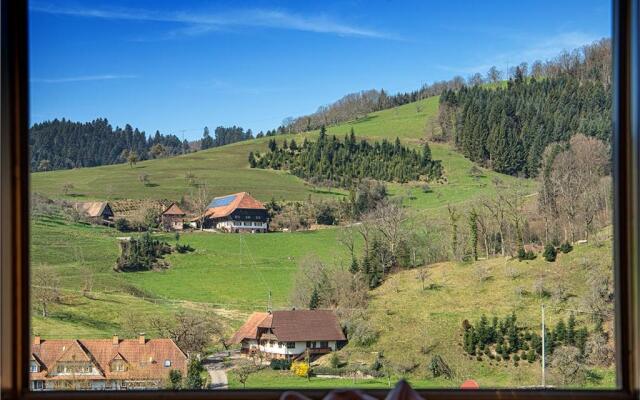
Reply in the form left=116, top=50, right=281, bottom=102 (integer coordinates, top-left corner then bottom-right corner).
left=1, top=0, right=638, bottom=399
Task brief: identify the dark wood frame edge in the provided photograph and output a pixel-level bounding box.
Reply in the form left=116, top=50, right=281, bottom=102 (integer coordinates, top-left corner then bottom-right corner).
left=1, top=0, right=638, bottom=399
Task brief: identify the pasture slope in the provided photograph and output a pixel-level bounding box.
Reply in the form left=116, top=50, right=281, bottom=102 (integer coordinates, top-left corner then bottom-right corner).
left=29, top=94, right=613, bottom=388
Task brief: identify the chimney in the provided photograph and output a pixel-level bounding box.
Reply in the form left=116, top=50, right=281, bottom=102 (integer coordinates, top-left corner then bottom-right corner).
left=138, top=333, right=145, bottom=345
left=112, top=335, right=119, bottom=345
left=34, top=336, right=41, bottom=345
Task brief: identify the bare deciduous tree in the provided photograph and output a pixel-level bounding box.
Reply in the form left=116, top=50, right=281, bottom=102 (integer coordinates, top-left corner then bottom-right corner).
left=150, top=310, right=222, bottom=356
left=32, top=264, right=61, bottom=317
left=416, top=267, right=431, bottom=291
left=189, top=184, right=211, bottom=231
left=486, top=66, right=503, bottom=83
left=235, top=361, right=257, bottom=389
left=551, top=346, right=585, bottom=385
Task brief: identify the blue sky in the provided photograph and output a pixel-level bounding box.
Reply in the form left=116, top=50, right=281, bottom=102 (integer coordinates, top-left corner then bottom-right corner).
left=29, top=0, right=611, bottom=140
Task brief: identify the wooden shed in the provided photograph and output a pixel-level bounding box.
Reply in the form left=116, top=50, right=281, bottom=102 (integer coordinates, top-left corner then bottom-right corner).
left=161, top=202, right=186, bottom=231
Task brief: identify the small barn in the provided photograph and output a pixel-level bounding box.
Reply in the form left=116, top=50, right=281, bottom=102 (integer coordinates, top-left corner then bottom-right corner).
left=74, top=202, right=114, bottom=224
left=161, top=203, right=186, bottom=231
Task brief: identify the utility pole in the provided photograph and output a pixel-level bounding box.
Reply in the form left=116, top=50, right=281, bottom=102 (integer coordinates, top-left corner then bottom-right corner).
left=541, top=303, right=546, bottom=388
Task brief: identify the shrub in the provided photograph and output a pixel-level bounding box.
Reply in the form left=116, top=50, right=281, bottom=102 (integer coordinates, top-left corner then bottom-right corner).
left=476, top=356, right=483, bottom=361
left=518, top=248, right=537, bottom=261
left=114, top=232, right=172, bottom=272
left=291, top=361, right=310, bottom=378
left=329, top=352, right=341, bottom=369
left=428, top=355, right=454, bottom=379
left=270, top=359, right=291, bottom=370
left=176, top=243, right=195, bottom=253
left=527, top=349, right=537, bottom=363
left=115, top=218, right=130, bottom=232
left=346, top=318, right=378, bottom=347
left=543, top=244, right=557, bottom=262
left=560, top=241, right=573, bottom=254
left=513, top=354, right=520, bottom=362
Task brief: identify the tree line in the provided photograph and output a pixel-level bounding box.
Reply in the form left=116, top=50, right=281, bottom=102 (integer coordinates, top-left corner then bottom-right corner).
left=29, top=118, right=190, bottom=171
left=31, top=119, right=257, bottom=172
left=249, top=128, right=443, bottom=188
left=200, top=125, right=254, bottom=150
left=277, top=38, right=610, bottom=139
left=438, top=39, right=611, bottom=177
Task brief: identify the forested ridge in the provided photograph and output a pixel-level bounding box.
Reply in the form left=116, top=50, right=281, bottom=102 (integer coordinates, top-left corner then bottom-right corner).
left=438, top=39, right=611, bottom=177
left=29, top=118, right=187, bottom=171
left=249, top=128, right=442, bottom=187
left=29, top=119, right=253, bottom=171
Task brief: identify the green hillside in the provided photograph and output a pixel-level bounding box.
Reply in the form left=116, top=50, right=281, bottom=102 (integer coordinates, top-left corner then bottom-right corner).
left=229, top=235, right=615, bottom=389
left=31, top=95, right=532, bottom=210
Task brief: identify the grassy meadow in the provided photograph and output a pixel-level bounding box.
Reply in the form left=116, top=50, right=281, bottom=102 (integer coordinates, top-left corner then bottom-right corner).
left=28, top=93, right=613, bottom=389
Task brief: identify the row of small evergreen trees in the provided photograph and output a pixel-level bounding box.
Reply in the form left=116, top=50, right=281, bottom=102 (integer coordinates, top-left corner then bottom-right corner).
left=249, top=128, right=443, bottom=187
left=463, top=313, right=589, bottom=362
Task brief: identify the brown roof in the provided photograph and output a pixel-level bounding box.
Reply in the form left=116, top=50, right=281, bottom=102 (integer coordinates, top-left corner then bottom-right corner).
left=203, top=192, right=265, bottom=219
left=162, top=202, right=185, bottom=216
left=30, top=338, right=187, bottom=381
left=231, top=310, right=346, bottom=344
left=74, top=202, right=113, bottom=218
left=229, top=312, right=268, bottom=344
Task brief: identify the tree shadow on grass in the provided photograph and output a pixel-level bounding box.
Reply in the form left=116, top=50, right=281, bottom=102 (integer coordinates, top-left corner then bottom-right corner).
left=310, top=188, right=345, bottom=196
left=51, top=311, right=120, bottom=332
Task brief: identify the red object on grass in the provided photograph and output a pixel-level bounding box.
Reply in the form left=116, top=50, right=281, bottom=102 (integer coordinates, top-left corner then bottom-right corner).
left=460, top=379, right=480, bottom=389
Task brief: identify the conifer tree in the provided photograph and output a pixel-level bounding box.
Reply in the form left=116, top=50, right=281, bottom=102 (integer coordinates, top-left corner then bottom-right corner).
left=309, top=287, right=320, bottom=310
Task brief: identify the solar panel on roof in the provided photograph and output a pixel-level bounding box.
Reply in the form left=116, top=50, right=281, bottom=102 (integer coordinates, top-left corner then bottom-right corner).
left=207, top=194, right=237, bottom=209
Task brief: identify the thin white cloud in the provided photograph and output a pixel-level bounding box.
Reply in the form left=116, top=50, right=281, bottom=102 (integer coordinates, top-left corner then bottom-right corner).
left=31, top=74, right=137, bottom=83
left=29, top=2, right=397, bottom=40
left=436, top=31, right=601, bottom=77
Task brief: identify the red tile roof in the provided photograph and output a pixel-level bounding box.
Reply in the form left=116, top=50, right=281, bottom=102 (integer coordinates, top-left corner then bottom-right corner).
left=203, top=192, right=265, bottom=219
left=162, top=202, right=185, bottom=216
left=30, top=337, right=187, bottom=381
left=231, top=310, right=346, bottom=344
left=229, top=312, right=268, bottom=344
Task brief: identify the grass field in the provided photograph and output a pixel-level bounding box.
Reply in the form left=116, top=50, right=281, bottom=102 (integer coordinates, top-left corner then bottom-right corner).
left=340, top=234, right=615, bottom=388
left=30, top=94, right=596, bottom=389
left=227, top=369, right=457, bottom=389
left=30, top=215, right=353, bottom=338
left=30, top=94, right=533, bottom=210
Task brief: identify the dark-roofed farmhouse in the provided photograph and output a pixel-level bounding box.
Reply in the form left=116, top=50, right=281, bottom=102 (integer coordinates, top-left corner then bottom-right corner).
left=197, top=192, right=268, bottom=233
left=230, top=310, right=347, bottom=360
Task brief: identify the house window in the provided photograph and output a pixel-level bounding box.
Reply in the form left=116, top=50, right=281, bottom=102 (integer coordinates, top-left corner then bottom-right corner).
left=32, top=380, right=44, bottom=390
left=164, top=360, right=171, bottom=367
left=29, top=361, right=38, bottom=373
left=286, top=342, right=295, bottom=349
left=111, top=361, right=126, bottom=372
left=320, top=341, right=328, bottom=348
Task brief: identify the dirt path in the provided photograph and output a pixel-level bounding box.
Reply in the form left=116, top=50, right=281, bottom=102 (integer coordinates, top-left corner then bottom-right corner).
left=207, top=365, right=228, bottom=390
